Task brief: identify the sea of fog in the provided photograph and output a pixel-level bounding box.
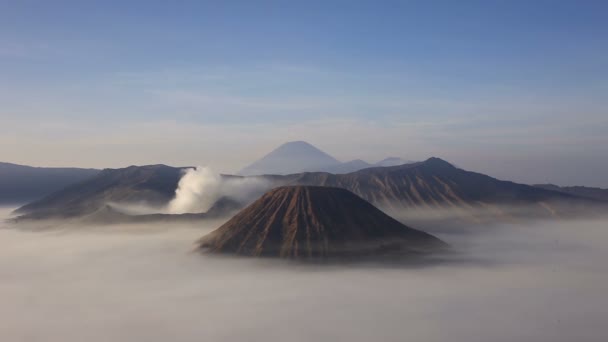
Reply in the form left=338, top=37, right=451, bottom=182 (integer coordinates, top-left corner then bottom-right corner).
left=1, top=207, right=607, bottom=342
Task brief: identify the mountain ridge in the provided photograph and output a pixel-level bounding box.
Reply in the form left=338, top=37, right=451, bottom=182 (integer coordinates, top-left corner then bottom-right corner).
left=0, top=162, right=100, bottom=204
left=534, top=184, right=608, bottom=202
left=14, top=164, right=187, bottom=218
left=267, top=157, right=589, bottom=217
left=238, top=141, right=414, bottom=175
left=13, top=157, right=602, bottom=222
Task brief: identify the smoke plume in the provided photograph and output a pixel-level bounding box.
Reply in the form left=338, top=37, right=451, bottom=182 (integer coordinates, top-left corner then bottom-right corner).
left=167, top=167, right=270, bottom=214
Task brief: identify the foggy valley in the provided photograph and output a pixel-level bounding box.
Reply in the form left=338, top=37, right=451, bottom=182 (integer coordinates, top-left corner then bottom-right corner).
left=1, top=207, right=607, bottom=342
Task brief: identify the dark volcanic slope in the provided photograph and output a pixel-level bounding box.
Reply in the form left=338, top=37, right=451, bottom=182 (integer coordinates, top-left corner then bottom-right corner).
left=534, top=184, right=608, bottom=202
left=199, top=186, right=447, bottom=259
left=15, top=164, right=184, bottom=218
left=267, top=158, right=587, bottom=216
left=14, top=157, right=600, bottom=221
left=0, top=162, right=99, bottom=204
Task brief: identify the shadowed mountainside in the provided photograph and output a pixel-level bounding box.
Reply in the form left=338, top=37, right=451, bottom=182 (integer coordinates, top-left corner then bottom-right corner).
left=14, top=164, right=186, bottom=219
left=534, top=184, right=608, bottom=202
left=267, top=158, right=592, bottom=218
left=199, top=186, right=447, bottom=259
left=0, top=162, right=99, bottom=205
left=13, top=158, right=602, bottom=221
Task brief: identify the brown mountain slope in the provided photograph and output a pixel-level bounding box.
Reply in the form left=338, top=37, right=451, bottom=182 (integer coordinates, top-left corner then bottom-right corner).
left=14, top=158, right=601, bottom=222
left=198, top=186, right=447, bottom=259
left=14, top=164, right=186, bottom=219
left=265, top=158, right=590, bottom=217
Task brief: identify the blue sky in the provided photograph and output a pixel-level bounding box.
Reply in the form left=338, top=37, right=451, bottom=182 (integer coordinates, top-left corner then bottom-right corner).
left=1, top=1, right=607, bottom=186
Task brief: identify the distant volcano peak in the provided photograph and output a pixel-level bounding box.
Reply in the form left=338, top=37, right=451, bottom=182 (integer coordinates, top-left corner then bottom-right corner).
left=238, top=141, right=340, bottom=176
left=421, top=157, right=454, bottom=169
left=273, top=141, right=335, bottom=155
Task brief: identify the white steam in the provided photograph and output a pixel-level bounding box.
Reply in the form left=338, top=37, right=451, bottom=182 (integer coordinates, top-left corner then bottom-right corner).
left=167, top=167, right=270, bottom=214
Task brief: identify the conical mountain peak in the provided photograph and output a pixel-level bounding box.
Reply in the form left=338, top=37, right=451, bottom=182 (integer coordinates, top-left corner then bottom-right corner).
left=198, top=186, right=447, bottom=259
left=238, top=141, right=340, bottom=176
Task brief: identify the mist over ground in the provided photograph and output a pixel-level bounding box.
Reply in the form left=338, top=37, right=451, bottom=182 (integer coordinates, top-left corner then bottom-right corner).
left=1, top=207, right=607, bottom=342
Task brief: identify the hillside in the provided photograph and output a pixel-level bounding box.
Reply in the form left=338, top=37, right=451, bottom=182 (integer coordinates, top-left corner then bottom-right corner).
left=268, top=158, right=593, bottom=217
left=534, top=184, right=608, bottom=202
left=0, top=162, right=99, bottom=204
left=14, top=164, right=184, bottom=219
left=14, top=158, right=600, bottom=221
left=199, top=186, right=447, bottom=258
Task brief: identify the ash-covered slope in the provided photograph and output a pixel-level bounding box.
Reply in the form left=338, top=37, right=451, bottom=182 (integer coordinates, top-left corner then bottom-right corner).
left=0, top=162, right=99, bottom=205
left=14, top=164, right=185, bottom=219
left=270, top=158, right=588, bottom=215
left=199, top=186, right=447, bottom=259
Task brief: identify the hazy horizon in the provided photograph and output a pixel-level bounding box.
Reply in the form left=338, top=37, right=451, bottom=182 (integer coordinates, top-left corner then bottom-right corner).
left=2, top=141, right=608, bottom=188
left=1, top=1, right=607, bottom=187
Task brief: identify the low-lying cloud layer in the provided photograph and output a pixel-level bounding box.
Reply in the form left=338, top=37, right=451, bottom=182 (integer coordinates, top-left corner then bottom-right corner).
left=0, top=207, right=607, bottom=342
